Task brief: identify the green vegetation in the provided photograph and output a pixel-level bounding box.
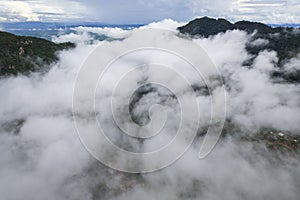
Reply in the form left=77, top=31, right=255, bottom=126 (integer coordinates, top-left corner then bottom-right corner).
left=178, top=17, right=300, bottom=64
left=243, top=129, right=299, bottom=154
left=178, top=17, right=300, bottom=83
left=0, top=31, right=75, bottom=76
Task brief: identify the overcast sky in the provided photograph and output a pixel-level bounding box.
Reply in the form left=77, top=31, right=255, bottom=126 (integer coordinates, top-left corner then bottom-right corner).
left=0, top=0, right=299, bottom=24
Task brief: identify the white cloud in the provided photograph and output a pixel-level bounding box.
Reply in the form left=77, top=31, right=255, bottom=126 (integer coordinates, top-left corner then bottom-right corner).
left=0, top=22, right=300, bottom=199
left=0, top=1, right=40, bottom=22
left=0, top=0, right=89, bottom=22
left=0, top=0, right=299, bottom=23
left=190, top=0, right=300, bottom=24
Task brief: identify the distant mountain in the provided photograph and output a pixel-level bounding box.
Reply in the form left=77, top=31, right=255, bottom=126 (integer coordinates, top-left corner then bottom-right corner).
left=0, top=22, right=144, bottom=39
left=0, top=31, right=75, bottom=76
left=178, top=17, right=300, bottom=83
left=270, top=24, right=300, bottom=28
left=178, top=17, right=300, bottom=63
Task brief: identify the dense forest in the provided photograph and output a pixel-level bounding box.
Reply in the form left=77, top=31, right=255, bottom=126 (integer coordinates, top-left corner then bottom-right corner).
left=178, top=17, right=300, bottom=83
left=178, top=17, right=300, bottom=63
left=0, top=31, right=75, bottom=76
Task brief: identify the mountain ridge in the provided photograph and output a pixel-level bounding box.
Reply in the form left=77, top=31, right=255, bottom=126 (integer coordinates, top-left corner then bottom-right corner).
left=0, top=31, right=75, bottom=76
left=177, top=17, right=300, bottom=63
left=177, top=17, right=300, bottom=83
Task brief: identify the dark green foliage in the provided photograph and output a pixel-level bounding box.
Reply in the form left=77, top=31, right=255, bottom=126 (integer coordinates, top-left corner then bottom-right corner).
left=178, top=16, right=283, bottom=36
left=177, top=17, right=232, bottom=37
left=234, top=21, right=274, bottom=34
left=178, top=17, right=300, bottom=63
left=178, top=17, right=300, bottom=83
left=0, top=31, right=75, bottom=76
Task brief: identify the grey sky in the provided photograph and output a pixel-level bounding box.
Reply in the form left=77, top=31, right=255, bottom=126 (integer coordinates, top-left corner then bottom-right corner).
left=0, top=0, right=299, bottom=24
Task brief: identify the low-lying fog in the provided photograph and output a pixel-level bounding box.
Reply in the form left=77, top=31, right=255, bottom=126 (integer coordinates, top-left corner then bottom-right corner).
left=0, top=19, right=299, bottom=200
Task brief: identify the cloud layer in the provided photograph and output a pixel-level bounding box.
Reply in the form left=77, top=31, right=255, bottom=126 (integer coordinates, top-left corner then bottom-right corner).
left=0, top=0, right=299, bottom=24
left=0, top=19, right=299, bottom=199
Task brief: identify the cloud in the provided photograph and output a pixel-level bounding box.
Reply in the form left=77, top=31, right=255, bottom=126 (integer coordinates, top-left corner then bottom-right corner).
left=190, top=0, right=300, bottom=24
left=78, top=0, right=300, bottom=24
left=0, top=0, right=89, bottom=22
left=0, top=20, right=299, bottom=199
left=0, top=0, right=299, bottom=23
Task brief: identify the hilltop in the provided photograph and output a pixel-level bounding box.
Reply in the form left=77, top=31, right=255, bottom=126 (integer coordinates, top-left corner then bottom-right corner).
left=178, top=17, right=300, bottom=64
left=178, top=17, right=300, bottom=83
left=0, top=31, right=75, bottom=76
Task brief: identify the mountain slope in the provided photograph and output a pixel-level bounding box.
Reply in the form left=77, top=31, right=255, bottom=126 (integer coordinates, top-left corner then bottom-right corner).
left=178, top=17, right=300, bottom=64
left=0, top=31, right=75, bottom=76
left=178, top=17, right=300, bottom=83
